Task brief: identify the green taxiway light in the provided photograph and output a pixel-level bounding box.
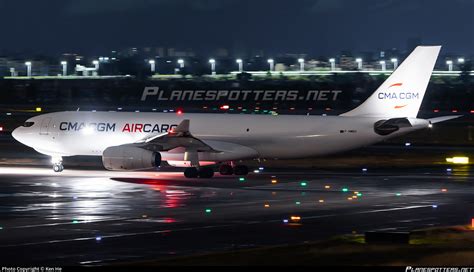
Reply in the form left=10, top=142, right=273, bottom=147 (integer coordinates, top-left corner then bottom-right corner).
left=396, top=193, right=402, bottom=196
left=300, top=182, right=308, bottom=187
left=357, top=193, right=362, bottom=197
left=72, top=220, right=79, bottom=224
left=342, top=188, right=349, bottom=192
left=239, top=177, right=246, bottom=182
left=295, top=201, right=301, bottom=205
left=205, top=209, right=212, bottom=213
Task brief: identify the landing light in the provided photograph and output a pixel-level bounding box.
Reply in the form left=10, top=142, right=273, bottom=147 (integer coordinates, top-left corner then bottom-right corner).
left=446, top=157, right=469, bottom=165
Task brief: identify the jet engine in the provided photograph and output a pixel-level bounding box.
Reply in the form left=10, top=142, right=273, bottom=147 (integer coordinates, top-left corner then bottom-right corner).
left=102, top=145, right=161, bottom=170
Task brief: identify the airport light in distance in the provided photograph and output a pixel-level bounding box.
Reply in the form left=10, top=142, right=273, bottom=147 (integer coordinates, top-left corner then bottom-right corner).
left=446, top=60, right=453, bottom=71
left=355, top=58, right=363, bottom=70
left=298, top=58, right=305, bottom=72
left=329, top=58, right=336, bottom=71
left=236, top=59, right=243, bottom=72
left=267, top=59, right=274, bottom=72
left=209, top=59, right=216, bottom=75
left=148, top=60, right=156, bottom=73
left=391, top=58, right=398, bottom=70
left=25, top=61, right=32, bottom=77
left=61, top=61, right=67, bottom=76
left=177, top=59, right=184, bottom=68
left=379, top=60, right=386, bottom=71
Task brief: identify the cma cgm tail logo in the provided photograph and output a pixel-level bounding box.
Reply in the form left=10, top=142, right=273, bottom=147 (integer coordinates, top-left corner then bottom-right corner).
left=377, top=83, right=420, bottom=109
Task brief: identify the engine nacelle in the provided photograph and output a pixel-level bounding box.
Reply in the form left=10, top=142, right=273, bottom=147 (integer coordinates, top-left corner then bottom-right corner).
left=102, top=145, right=161, bottom=171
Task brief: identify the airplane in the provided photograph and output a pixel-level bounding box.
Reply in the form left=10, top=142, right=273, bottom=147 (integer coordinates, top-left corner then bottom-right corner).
left=12, top=46, right=460, bottom=178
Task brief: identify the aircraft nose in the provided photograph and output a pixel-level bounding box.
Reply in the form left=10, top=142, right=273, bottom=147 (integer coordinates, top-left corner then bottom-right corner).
left=11, top=127, right=24, bottom=144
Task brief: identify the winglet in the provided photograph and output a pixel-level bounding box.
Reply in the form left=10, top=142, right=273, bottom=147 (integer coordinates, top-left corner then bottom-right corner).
left=173, top=119, right=190, bottom=133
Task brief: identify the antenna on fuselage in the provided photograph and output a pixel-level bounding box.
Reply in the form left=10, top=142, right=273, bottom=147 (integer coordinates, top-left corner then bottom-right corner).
left=76, top=108, right=80, bottom=112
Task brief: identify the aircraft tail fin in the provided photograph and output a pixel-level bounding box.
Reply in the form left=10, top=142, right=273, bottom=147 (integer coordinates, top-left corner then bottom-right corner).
left=341, top=46, right=441, bottom=118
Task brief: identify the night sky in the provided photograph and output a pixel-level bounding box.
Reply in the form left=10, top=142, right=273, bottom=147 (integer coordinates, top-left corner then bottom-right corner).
left=1, top=0, right=473, bottom=56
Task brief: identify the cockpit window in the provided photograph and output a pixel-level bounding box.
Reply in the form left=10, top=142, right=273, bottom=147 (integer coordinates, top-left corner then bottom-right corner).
left=23, top=122, right=34, bottom=127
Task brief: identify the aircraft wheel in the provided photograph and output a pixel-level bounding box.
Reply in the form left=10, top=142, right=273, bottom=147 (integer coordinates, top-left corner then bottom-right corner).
left=198, top=167, right=214, bottom=178
left=219, top=164, right=234, bottom=175
left=53, top=163, right=64, bottom=173
left=184, top=167, right=199, bottom=178
left=233, top=165, right=249, bottom=176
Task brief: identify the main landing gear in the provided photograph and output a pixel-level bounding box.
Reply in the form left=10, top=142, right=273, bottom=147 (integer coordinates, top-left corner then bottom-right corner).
left=52, top=156, right=64, bottom=173
left=183, top=165, right=249, bottom=179
left=184, top=167, right=214, bottom=178
left=219, top=164, right=249, bottom=176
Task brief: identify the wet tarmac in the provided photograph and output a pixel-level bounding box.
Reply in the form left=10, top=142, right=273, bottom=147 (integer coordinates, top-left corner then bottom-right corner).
left=0, top=165, right=473, bottom=265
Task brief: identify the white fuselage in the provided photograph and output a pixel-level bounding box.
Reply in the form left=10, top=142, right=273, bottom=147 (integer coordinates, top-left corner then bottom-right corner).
left=12, top=111, right=429, bottom=164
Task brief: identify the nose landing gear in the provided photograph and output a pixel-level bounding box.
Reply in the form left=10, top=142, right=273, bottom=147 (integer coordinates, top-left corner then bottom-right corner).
left=51, top=156, right=64, bottom=172
left=53, top=163, right=64, bottom=172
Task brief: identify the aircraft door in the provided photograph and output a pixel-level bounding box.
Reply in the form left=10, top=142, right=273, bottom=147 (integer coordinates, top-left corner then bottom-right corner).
left=39, top=117, right=51, bottom=135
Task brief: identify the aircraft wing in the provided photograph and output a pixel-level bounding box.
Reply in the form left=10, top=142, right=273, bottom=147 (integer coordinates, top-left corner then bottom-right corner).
left=134, top=119, right=218, bottom=152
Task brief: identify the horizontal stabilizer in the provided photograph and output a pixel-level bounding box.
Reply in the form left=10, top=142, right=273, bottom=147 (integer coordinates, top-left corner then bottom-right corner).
left=428, top=115, right=462, bottom=124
